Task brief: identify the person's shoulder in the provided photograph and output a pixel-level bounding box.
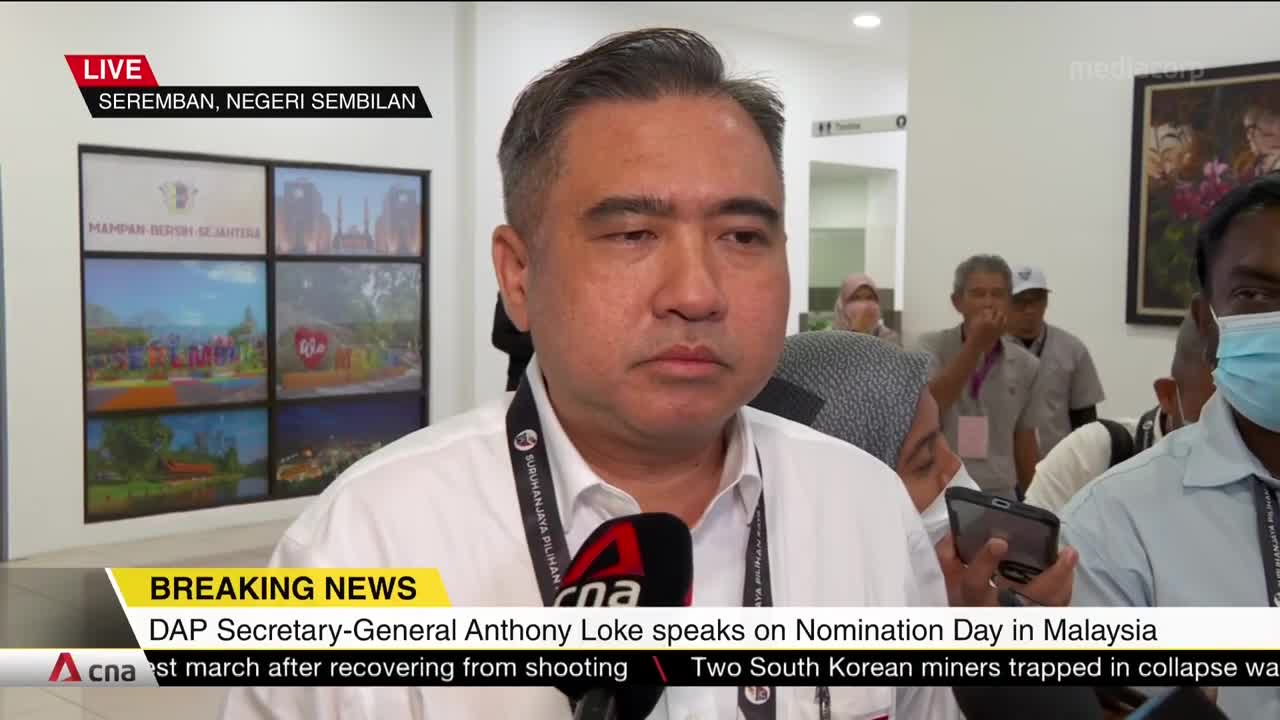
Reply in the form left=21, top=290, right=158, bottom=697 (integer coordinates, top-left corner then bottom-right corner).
left=279, top=396, right=512, bottom=552
left=915, top=326, right=956, bottom=356
left=917, top=326, right=954, bottom=344
left=1056, top=420, right=1114, bottom=455
left=1002, top=337, right=1042, bottom=378
left=1049, top=324, right=1093, bottom=359
left=745, top=407, right=901, bottom=494
left=1062, top=421, right=1196, bottom=518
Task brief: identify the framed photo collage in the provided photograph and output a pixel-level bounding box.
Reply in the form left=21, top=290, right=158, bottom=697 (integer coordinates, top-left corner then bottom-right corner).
left=79, top=146, right=429, bottom=522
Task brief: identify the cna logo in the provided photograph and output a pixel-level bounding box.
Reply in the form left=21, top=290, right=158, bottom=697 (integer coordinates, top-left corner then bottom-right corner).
left=48, top=652, right=136, bottom=683
left=1018, top=269, right=1033, bottom=281
left=158, top=180, right=199, bottom=213
left=743, top=686, right=771, bottom=705
left=49, top=652, right=81, bottom=682
left=513, top=429, right=538, bottom=452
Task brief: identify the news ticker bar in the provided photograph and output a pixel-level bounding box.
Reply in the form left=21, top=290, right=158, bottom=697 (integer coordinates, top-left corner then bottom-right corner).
left=9, top=650, right=1280, bottom=688
left=76, top=86, right=432, bottom=118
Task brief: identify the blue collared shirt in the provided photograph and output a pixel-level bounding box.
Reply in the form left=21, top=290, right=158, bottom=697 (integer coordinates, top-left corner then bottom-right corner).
left=1062, top=391, right=1280, bottom=718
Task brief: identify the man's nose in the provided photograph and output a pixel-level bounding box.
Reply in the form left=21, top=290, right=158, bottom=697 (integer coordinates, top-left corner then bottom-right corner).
left=653, top=229, right=726, bottom=322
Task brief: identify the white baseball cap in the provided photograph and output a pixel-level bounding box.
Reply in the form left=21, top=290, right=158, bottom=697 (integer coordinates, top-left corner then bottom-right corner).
left=1011, top=265, right=1049, bottom=296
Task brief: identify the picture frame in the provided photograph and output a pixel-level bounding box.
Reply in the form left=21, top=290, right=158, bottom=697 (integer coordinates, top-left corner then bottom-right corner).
left=83, top=258, right=269, bottom=413
left=273, top=165, right=425, bottom=257
left=1127, top=60, right=1280, bottom=326
left=81, top=149, right=267, bottom=255
left=79, top=145, right=431, bottom=523
left=273, top=393, right=425, bottom=499
left=85, top=407, right=270, bottom=523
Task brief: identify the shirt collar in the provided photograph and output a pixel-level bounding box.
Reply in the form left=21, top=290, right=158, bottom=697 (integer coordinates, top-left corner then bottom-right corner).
left=1028, top=325, right=1048, bottom=357
left=1182, top=391, right=1280, bottom=489
left=520, top=354, right=762, bottom=533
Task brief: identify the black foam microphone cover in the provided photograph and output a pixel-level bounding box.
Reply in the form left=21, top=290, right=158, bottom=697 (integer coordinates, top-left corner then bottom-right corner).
left=552, top=513, right=693, bottom=720
left=1127, top=687, right=1229, bottom=719
left=951, top=686, right=1105, bottom=720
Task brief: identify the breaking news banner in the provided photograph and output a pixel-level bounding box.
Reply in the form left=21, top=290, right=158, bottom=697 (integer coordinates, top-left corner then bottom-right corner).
left=5, top=569, right=1280, bottom=689
left=65, top=54, right=431, bottom=118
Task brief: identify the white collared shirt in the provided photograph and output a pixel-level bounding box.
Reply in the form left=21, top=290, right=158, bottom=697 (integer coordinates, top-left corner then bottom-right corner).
left=1025, top=409, right=1165, bottom=515
left=221, top=357, right=957, bottom=720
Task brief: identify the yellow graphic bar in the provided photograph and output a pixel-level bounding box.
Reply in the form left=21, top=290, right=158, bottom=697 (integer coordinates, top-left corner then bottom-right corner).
left=111, top=569, right=451, bottom=607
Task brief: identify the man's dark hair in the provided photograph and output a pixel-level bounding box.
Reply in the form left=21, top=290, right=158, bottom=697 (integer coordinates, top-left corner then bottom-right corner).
left=1195, top=172, right=1280, bottom=291
left=497, top=28, right=785, bottom=236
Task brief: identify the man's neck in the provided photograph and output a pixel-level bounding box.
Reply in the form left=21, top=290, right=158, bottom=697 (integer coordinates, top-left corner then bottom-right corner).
left=1015, top=325, right=1046, bottom=350
left=545, top=385, right=729, bottom=527
left=1233, top=411, right=1280, bottom=480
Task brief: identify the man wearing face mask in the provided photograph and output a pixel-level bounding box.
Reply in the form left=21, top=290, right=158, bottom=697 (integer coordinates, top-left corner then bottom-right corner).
left=1061, top=172, right=1280, bottom=719
left=1024, top=311, right=1215, bottom=515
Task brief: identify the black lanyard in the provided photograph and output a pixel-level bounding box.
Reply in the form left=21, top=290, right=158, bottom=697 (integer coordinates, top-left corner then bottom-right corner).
left=1134, top=407, right=1160, bottom=453
left=506, top=379, right=777, bottom=720
left=1252, top=477, right=1280, bottom=607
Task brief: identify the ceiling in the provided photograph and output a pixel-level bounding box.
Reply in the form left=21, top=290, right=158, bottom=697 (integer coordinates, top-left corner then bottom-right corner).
left=622, top=1, right=911, bottom=63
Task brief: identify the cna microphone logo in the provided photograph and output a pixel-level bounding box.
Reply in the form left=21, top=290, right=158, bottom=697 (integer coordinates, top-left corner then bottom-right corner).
left=49, top=652, right=82, bottom=682
left=64, top=54, right=432, bottom=119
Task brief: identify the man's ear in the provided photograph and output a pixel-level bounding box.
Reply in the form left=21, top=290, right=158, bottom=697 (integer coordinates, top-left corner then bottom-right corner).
left=951, top=293, right=963, bottom=315
left=492, top=224, right=532, bottom=333
left=1191, top=292, right=1219, bottom=368
left=1153, top=377, right=1178, bottom=420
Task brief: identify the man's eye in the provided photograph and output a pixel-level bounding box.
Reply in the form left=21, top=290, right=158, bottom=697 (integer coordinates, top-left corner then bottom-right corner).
left=1234, top=288, right=1274, bottom=302
left=607, top=230, right=656, bottom=244
left=724, top=231, right=768, bottom=246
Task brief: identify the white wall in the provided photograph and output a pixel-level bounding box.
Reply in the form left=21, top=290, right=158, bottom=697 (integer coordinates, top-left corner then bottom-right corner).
left=864, top=171, right=899, bottom=295
left=809, top=229, right=866, bottom=288
left=904, top=2, right=1280, bottom=418
left=810, top=177, right=868, bottom=228
left=0, top=2, right=465, bottom=558
left=467, top=1, right=911, bottom=407
left=0, top=1, right=910, bottom=557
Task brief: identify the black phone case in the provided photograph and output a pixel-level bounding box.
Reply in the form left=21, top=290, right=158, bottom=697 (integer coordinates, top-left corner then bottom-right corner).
left=944, top=486, right=1061, bottom=583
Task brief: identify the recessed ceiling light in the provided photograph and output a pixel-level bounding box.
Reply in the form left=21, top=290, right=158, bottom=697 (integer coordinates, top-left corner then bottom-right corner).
left=853, top=13, right=881, bottom=29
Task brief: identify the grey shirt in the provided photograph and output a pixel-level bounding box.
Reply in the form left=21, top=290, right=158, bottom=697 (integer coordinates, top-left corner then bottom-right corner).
left=918, top=325, right=1046, bottom=493
left=1017, top=324, right=1105, bottom=458
left=1061, top=391, right=1280, bottom=719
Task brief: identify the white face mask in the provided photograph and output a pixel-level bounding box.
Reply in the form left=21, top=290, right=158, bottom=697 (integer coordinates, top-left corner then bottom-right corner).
left=920, top=464, right=982, bottom=546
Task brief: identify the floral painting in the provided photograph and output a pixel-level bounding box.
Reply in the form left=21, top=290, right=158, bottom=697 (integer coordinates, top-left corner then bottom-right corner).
left=1128, top=61, right=1280, bottom=325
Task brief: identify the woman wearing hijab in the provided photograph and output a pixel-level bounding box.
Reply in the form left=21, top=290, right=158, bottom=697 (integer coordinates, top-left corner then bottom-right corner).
left=832, top=272, right=901, bottom=347
left=750, top=330, right=1075, bottom=607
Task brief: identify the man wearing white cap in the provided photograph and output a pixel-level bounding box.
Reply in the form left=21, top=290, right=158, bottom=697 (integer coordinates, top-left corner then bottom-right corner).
left=1007, top=264, right=1105, bottom=458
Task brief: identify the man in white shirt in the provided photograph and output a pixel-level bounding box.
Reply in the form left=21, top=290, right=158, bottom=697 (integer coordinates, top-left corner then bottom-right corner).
left=1025, top=311, right=1214, bottom=515
left=222, top=28, right=956, bottom=720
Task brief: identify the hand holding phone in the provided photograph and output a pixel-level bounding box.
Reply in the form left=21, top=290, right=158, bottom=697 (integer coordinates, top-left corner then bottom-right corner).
left=941, top=487, right=1078, bottom=607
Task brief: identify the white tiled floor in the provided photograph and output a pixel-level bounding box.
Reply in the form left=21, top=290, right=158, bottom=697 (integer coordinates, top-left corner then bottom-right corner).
left=0, top=520, right=288, bottom=720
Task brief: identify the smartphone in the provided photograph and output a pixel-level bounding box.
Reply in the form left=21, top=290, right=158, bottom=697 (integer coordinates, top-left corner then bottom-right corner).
left=945, top=486, right=1060, bottom=584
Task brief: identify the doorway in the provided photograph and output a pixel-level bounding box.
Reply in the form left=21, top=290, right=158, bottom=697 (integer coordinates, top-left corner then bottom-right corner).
left=804, top=162, right=900, bottom=332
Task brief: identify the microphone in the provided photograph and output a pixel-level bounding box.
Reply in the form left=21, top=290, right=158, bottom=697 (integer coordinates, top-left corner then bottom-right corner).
left=552, top=513, right=694, bottom=720
left=1126, top=687, right=1228, bottom=719
left=951, top=686, right=1105, bottom=720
